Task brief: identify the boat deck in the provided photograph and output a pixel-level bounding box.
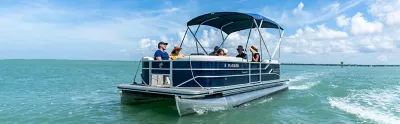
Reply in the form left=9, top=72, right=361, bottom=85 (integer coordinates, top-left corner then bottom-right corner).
left=118, top=79, right=289, bottom=98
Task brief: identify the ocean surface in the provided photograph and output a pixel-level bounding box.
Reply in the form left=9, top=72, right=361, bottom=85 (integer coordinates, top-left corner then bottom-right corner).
left=1, top=60, right=399, bottom=124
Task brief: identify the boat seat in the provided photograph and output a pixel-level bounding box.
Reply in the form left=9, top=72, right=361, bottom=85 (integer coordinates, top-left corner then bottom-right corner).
left=142, top=56, right=154, bottom=61
left=151, top=74, right=170, bottom=87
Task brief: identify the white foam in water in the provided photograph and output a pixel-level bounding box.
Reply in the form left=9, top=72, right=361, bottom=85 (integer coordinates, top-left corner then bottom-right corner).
left=193, top=107, right=227, bottom=115
left=287, top=72, right=325, bottom=91
left=289, top=81, right=320, bottom=90
left=328, top=86, right=400, bottom=124
left=287, top=72, right=325, bottom=84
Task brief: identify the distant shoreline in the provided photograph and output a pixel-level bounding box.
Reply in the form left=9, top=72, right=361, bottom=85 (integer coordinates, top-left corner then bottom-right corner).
left=282, top=63, right=400, bottom=67
left=1, top=59, right=399, bottom=67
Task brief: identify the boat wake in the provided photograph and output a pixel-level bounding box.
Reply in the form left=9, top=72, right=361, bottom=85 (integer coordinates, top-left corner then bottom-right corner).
left=287, top=72, right=325, bottom=90
left=328, top=86, right=400, bottom=124
left=289, top=81, right=320, bottom=90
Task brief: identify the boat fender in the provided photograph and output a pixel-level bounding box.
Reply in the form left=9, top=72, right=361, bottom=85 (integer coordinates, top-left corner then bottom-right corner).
left=208, top=90, right=214, bottom=94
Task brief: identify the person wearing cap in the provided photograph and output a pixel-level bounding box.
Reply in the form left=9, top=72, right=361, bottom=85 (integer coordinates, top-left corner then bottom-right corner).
left=236, top=45, right=247, bottom=59
left=154, top=41, right=171, bottom=60
left=208, top=46, right=220, bottom=56
left=250, top=45, right=260, bottom=62
left=170, top=46, right=184, bottom=60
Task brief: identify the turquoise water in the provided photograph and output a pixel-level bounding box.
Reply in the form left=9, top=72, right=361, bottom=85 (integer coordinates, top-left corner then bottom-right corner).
left=1, top=60, right=399, bottom=124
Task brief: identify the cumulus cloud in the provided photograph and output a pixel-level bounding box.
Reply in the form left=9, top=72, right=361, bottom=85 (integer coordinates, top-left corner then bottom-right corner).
left=369, top=0, right=400, bottom=26
left=0, top=0, right=196, bottom=60
left=289, top=25, right=348, bottom=40
left=285, top=25, right=354, bottom=55
left=138, top=27, right=281, bottom=58
left=350, top=12, right=384, bottom=35
left=262, top=0, right=365, bottom=26
left=292, top=2, right=304, bottom=15
left=357, top=36, right=396, bottom=53
left=336, top=15, right=350, bottom=27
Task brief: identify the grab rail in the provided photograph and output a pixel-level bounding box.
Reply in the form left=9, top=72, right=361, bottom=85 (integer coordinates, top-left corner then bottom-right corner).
left=174, top=73, right=280, bottom=87
left=141, top=60, right=279, bottom=88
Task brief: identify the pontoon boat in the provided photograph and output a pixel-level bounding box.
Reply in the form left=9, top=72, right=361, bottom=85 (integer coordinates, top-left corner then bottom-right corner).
left=117, top=12, right=288, bottom=116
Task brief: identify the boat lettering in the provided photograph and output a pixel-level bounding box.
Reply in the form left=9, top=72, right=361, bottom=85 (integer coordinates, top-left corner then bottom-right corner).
left=225, top=63, right=239, bottom=68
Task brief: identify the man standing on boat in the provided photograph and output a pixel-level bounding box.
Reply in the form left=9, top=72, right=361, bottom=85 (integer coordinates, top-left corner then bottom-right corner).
left=235, top=45, right=247, bottom=59
left=154, top=41, right=171, bottom=60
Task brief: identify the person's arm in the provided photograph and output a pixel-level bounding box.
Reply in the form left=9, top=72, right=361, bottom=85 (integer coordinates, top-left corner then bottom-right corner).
left=252, top=54, right=259, bottom=62
left=165, top=52, right=171, bottom=60
left=155, top=50, right=162, bottom=60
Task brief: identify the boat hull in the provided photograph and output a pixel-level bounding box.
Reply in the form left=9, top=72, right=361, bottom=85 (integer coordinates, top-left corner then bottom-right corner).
left=175, top=84, right=288, bottom=116
left=119, top=79, right=288, bottom=116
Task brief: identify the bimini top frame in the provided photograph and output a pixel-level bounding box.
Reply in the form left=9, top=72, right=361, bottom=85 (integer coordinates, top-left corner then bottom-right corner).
left=179, top=12, right=285, bottom=61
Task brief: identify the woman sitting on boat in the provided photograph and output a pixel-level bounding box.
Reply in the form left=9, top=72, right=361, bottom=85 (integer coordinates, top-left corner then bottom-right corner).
left=217, top=48, right=229, bottom=56
left=250, top=45, right=260, bottom=62
left=170, top=46, right=184, bottom=60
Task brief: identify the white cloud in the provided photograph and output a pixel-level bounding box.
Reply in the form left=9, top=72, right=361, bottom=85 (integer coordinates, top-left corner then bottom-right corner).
left=315, top=25, right=348, bottom=39
left=0, top=1, right=195, bottom=60
left=369, top=0, right=400, bottom=26
left=350, top=12, right=383, bottom=35
left=337, top=15, right=350, bottom=27
left=358, top=36, right=396, bottom=53
left=290, top=25, right=348, bottom=40
left=138, top=28, right=281, bottom=58
left=292, top=2, right=304, bottom=15
left=261, top=0, right=365, bottom=26
left=285, top=25, right=353, bottom=55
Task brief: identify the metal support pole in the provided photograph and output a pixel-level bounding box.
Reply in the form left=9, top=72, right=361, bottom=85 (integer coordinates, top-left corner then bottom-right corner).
left=244, top=23, right=254, bottom=52
left=259, top=37, right=262, bottom=83
left=271, top=30, right=285, bottom=59
left=169, top=61, right=173, bottom=87
left=193, top=25, right=201, bottom=54
left=179, top=28, right=189, bottom=47
left=218, top=34, right=230, bottom=48
left=186, top=17, right=219, bottom=55
left=188, top=28, right=209, bottom=55
left=196, top=40, right=199, bottom=54
left=249, top=62, right=251, bottom=83
left=253, top=19, right=264, bottom=83
left=253, top=19, right=271, bottom=60
left=218, top=22, right=234, bottom=48
left=220, top=30, right=225, bottom=46
left=148, top=61, right=152, bottom=86
left=278, top=28, right=281, bottom=61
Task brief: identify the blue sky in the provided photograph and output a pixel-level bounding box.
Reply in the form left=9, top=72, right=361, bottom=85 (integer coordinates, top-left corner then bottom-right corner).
left=0, top=0, right=399, bottom=64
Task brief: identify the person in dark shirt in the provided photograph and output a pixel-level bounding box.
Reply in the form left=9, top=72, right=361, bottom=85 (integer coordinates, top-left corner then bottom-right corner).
left=250, top=45, right=260, bottom=62
left=154, top=42, right=171, bottom=60
left=208, top=46, right=220, bottom=56
left=235, top=45, right=247, bottom=59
